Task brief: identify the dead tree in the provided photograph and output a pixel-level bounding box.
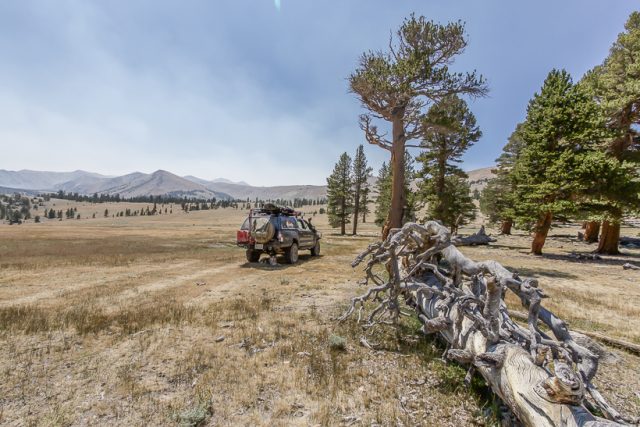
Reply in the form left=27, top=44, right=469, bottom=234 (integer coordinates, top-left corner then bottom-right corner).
left=341, top=221, right=635, bottom=426
left=452, top=225, right=497, bottom=246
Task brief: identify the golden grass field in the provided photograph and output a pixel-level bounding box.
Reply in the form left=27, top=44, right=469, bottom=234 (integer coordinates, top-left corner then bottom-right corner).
left=1, top=199, right=639, bottom=426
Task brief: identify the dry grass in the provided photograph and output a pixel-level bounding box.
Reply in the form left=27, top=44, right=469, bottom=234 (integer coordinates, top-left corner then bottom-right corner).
left=0, top=203, right=639, bottom=425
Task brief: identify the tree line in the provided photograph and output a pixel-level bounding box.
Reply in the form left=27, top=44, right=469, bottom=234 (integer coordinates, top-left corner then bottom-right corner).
left=480, top=12, right=640, bottom=255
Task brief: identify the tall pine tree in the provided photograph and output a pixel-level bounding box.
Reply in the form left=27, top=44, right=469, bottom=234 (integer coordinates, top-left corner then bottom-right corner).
left=351, top=145, right=372, bottom=235
left=326, top=153, right=354, bottom=235
left=511, top=69, right=604, bottom=255
left=579, top=12, right=640, bottom=254
left=480, top=123, right=525, bottom=234
left=416, top=95, right=481, bottom=231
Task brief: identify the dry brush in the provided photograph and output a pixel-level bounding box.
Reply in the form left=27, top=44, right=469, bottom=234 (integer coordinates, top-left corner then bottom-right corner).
left=340, top=221, right=636, bottom=426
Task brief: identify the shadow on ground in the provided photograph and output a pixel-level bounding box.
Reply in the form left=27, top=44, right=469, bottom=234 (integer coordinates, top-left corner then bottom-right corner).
left=240, top=254, right=322, bottom=270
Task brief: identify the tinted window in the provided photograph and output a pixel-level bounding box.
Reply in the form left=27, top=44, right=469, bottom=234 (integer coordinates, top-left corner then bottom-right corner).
left=297, top=219, right=307, bottom=229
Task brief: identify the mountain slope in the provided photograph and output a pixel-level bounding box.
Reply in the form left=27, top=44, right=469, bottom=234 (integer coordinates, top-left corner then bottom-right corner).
left=0, top=169, right=110, bottom=190
left=58, top=170, right=231, bottom=199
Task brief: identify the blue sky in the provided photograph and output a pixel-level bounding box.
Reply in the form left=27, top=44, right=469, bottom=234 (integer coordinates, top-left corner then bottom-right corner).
left=0, top=1, right=636, bottom=186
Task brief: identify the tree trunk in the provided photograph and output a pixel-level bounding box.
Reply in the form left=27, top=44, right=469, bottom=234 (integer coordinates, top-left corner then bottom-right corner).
left=340, top=199, right=346, bottom=235
left=500, top=219, right=513, bottom=235
left=584, top=221, right=600, bottom=244
left=531, top=211, right=552, bottom=255
left=596, top=220, right=620, bottom=255
left=384, top=114, right=406, bottom=239
left=352, top=186, right=360, bottom=235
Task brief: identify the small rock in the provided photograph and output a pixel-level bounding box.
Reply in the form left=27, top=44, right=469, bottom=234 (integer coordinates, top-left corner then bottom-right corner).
left=215, top=336, right=225, bottom=342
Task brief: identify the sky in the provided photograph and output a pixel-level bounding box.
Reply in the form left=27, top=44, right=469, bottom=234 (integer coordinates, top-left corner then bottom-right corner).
left=0, top=1, right=637, bottom=186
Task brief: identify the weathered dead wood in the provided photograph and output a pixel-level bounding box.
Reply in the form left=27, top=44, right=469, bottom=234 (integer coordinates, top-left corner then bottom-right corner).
left=341, top=221, right=635, bottom=426
left=452, top=225, right=497, bottom=246
left=622, top=262, right=640, bottom=271
left=509, top=310, right=640, bottom=356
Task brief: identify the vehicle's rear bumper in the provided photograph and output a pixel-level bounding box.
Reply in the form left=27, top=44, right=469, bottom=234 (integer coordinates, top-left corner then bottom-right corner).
left=244, top=241, right=289, bottom=253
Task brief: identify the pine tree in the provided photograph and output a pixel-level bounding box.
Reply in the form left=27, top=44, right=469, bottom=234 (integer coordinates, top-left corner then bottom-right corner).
left=326, top=153, right=354, bottom=235
left=480, top=124, right=525, bottom=234
left=511, top=69, right=604, bottom=255
left=349, top=15, right=487, bottom=237
left=416, top=95, right=480, bottom=231
left=374, top=162, right=391, bottom=227
left=360, top=187, right=371, bottom=223
left=578, top=12, right=640, bottom=254
left=351, top=145, right=372, bottom=235
left=374, top=153, right=417, bottom=228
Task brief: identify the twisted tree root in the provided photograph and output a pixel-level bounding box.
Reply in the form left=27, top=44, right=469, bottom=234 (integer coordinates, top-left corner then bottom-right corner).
left=341, top=221, right=636, bottom=426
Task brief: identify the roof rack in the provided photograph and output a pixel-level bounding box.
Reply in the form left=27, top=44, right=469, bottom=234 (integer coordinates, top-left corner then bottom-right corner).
left=249, top=204, right=300, bottom=217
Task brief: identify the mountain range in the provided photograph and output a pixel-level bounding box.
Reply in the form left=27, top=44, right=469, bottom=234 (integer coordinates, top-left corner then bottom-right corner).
left=0, top=169, right=328, bottom=201
left=0, top=167, right=495, bottom=201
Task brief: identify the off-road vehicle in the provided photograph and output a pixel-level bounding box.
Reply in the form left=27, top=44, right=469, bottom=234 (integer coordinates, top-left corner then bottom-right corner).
left=236, top=205, right=321, bottom=264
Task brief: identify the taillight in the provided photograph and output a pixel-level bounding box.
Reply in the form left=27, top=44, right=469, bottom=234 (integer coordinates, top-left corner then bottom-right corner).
left=278, top=232, right=283, bottom=242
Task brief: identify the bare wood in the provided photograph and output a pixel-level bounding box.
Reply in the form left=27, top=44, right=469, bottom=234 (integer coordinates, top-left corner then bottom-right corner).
left=452, top=225, right=497, bottom=246
left=622, top=262, right=640, bottom=271
left=509, top=310, right=640, bottom=356
left=342, top=221, right=635, bottom=426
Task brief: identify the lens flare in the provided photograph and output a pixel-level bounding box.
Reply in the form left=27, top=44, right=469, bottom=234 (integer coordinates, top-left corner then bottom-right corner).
left=274, top=0, right=281, bottom=11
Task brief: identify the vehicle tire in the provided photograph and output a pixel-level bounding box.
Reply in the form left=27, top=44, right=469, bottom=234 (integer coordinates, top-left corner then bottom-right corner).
left=310, top=240, right=320, bottom=256
left=253, top=221, right=275, bottom=244
left=285, top=242, right=299, bottom=264
left=246, top=249, right=261, bottom=263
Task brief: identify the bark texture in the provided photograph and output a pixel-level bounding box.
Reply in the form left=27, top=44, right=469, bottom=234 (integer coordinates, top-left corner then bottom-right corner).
left=583, top=221, right=600, bottom=244
left=386, top=114, right=407, bottom=239
left=597, top=221, right=621, bottom=255
left=531, top=212, right=552, bottom=255
left=341, top=221, right=635, bottom=426
left=500, top=219, right=513, bottom=235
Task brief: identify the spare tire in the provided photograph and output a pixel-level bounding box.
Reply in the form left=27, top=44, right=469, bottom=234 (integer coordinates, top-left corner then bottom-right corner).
left=252, top=220, right=276, bottom=244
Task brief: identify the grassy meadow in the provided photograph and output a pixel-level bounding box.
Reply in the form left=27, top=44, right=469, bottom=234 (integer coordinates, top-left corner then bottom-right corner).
left=0, top=200, right=639, bottom=425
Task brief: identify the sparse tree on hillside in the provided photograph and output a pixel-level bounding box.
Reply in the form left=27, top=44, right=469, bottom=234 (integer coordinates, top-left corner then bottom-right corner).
left=349, top=15, right=487, bottom=238
left=326, top=153, right=354, bottom=235
left=351, top=145, right=372, bottom=235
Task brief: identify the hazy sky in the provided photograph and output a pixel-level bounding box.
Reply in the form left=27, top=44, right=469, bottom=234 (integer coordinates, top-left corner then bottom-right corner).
left=0, top=1, right=636, bottom=186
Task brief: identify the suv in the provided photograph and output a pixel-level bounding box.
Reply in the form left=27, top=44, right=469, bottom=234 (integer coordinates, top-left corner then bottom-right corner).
left=236, top=205, right=321, bottom=264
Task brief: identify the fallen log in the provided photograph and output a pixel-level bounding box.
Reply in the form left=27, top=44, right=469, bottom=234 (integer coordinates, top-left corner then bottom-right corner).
left=341, top=221, right=635, bottom=426
left=619, top=236, right=640, bottom=248
left=508, top=310, right=640, bottom=356
left=622, top=263, right=640, bottom=271
left=452, top=225, right=497, bottom=246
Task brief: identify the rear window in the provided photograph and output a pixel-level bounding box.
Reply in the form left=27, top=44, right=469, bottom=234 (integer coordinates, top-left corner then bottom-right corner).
left=241, top=218, right=250, bottom=230
left=281, top=217, right=297, bottom=229
left=250, top=216, right=272, bottom=232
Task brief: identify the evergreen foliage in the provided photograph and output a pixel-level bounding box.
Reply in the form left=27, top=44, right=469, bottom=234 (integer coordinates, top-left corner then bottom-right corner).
left=326, top=152, right=354, bottom=235
left=351, top=145, right=372, bottom=234
left=415, top=95, right=481, bottom=231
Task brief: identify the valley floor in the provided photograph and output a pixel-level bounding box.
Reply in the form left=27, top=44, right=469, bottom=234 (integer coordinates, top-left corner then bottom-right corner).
left=0, top=205, right=639, bottom=425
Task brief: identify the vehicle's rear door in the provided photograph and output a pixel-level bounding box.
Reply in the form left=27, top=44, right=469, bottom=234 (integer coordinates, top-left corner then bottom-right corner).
left=296, top=218, right=313, bottom=248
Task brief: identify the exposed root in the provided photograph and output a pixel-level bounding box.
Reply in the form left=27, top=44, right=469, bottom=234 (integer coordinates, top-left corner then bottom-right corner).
left=341, top=221, right=634, bottom=426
